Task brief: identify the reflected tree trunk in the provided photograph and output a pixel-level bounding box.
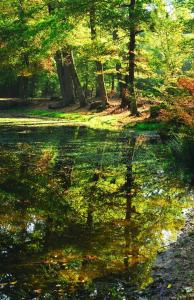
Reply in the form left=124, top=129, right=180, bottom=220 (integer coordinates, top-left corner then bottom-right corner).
left=87, top=205, right=94, bottom=229
left=123, top=135, right=137, bottom=271
left=86, top=169, right=100, bottom=230
left=44, top=216, right=56, bottom=249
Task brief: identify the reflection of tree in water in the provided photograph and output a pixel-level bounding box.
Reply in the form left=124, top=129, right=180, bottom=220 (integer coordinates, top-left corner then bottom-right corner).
left=120, top=135, right=192, bottom=289
left=62, top=133, right=191, bottom=290
left=0, top=130, right=192, bottom=298
left=0, top=143, right=74, bottom=252
left=123, top=135, right=138, bottom=270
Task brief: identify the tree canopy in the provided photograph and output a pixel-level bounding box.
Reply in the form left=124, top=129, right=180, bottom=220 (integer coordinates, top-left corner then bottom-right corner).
left=0, top=0, right=193, bottom=112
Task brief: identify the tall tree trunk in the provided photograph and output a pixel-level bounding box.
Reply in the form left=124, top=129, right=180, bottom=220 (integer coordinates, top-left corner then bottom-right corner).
left=89, top=3, right=109, bottom=106
left=54, top=50, right=75, bottom=107
left=48, top=4, right=76, bottom=107
left=17, top=0, right=29, bottom=99
left=128, top=0, right=139, bottom=115
left=18, top=76, right=28, bottom=99
left=95, top=61, right=108, bottom=104
left=111, top=74, right=115, bottom=92
left=120, top=75, right=130, bottom=108
left=70, top=52, right=87, bottom=107
left=116, top=63, right=122, bottom=97
left=113, top=30, right=129, bottom=108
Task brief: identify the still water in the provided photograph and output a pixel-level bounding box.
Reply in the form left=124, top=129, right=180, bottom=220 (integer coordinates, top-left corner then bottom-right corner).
left=0, top=125, right=192, bottom=299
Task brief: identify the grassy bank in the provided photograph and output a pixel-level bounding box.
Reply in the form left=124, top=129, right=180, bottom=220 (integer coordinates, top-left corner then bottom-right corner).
left=0, top=104, right=149, bottom=131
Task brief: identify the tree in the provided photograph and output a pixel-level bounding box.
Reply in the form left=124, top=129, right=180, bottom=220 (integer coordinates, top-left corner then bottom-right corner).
left=47, top=2, right=86, bottom=107
left=89, top=1, right=109, bottom=106
left=119, top=0, right=151, bottom=115
left=128, top=0, right=139, bottom=115
left=0, top=0, right=192, bottom=110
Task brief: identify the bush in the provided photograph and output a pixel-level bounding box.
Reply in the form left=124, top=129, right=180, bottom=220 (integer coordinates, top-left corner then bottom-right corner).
left=159, top=97, right=194, bottom=127
left=136, top=77, right=163, bottom=98
left=178, top=78, right=194, bottom=95
left=168, top=127, right=194, bottom=183
left=150, top=103, right=167, bottom=118
left=155, top=95, right=194, bottom=183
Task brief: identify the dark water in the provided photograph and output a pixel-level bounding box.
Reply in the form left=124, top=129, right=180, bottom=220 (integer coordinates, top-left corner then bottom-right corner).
left=0, top=125, right=192, bottom=299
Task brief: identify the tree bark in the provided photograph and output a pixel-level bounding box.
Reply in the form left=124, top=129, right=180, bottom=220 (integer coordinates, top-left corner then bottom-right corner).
left=17, top=0, right=30, bottom=99
left=48, top=4, right=78, bottom=107
left=89, top=3, right=109, bottom=106
left=128, top=0, right=139, bottom=115
left=120, top=75, right=130, bottom=108
left=54, top=50, right=75, bottom=107
left=113, top=30, right=129, bottom=108
left=70, top=52, right=87, bottom=107
left=18, top=76, right=28, bottom=99
left=111, top=74, right=115, bottom=92
left=95, top=61, right=108, bottom=104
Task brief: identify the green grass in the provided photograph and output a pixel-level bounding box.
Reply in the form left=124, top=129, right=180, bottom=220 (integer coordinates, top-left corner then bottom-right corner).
left=0, top=108, right=124, bottom=130
left=135, top=122, right=165, bottom=131
left=0, top=108, right=168, bottom=132
left=28, top=109, right=87, bottom=120
left=124, top=121, right=165, bottom=131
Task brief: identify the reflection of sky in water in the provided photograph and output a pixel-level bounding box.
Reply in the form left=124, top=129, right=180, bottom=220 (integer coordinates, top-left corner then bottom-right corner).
left=26, top=222, right=35, bottom=234
left=0, top=295, right=10, bottom=300
left=0, top=126, right=192, bottom=299
left=162, top=230, right=174, bottom=246
left=26, top=215, right=44, bottom=234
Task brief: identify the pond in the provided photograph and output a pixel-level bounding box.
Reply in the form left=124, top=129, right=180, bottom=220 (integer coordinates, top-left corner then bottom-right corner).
left=0, top=124, right=192, bottom=299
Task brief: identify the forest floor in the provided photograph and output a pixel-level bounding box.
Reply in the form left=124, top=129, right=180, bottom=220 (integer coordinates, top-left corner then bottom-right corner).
left=0, top=98, right=193, bottom=299
left=0, top=98, right=151, bottom=130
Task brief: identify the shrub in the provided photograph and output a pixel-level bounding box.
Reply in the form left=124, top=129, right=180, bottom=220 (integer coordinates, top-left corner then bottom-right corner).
left=159, top=97, right=194, bottom=127
left=150, top=103, right=167, bottom=118
left=178, top=77, right=194, bottom=95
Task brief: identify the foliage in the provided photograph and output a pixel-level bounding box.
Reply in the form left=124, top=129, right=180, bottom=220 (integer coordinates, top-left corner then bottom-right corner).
left=178, top=77, right=194, bottom=95
left=167, top=127, right=194, bottom=183
left=0, top=0, right=192, bottom=105
left=0, top=1, right=193, bottom=297
left=155, top=94, right=194, bottom=183
left=0, top=125, right=192, bottom=299
left=159, top=96, right=194, bottom=126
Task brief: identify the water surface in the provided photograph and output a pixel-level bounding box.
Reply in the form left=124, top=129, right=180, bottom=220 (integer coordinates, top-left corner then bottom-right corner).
left=0, top=125, right=192, bottom=299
